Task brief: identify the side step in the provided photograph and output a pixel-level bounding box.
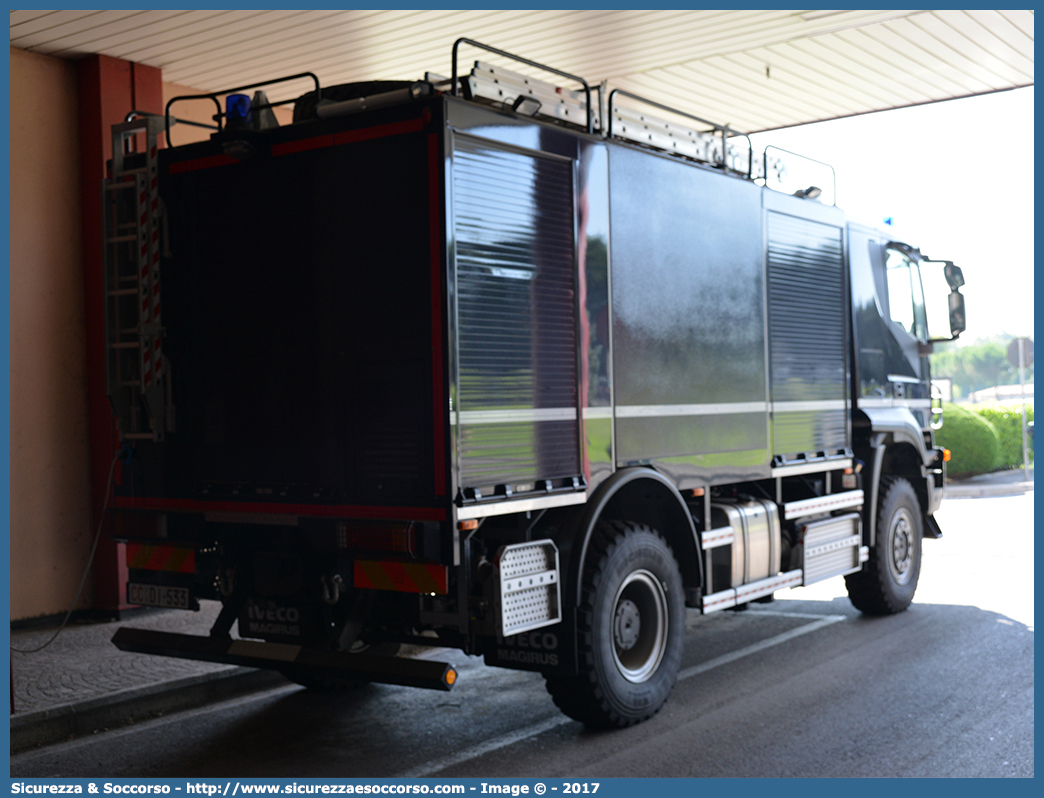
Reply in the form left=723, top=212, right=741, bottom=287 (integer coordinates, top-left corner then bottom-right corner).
left=112, top=628, right=457, bottom=691
left=702, top=570, right=803, bottom=613
left=783, top=490, right=863, bottom=521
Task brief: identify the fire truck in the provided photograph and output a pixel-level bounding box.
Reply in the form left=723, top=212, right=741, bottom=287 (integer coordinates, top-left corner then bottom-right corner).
left=103, top=39, right=967, bottom=727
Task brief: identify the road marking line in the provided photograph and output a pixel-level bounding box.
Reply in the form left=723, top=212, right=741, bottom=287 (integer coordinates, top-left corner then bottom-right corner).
left=746, top=609, right=848, bottom=620
left=677, top=614, right=845, bottom=681
left=401, top=613, right=846, bottom=777
left=397, top=715, right=570, bottom=778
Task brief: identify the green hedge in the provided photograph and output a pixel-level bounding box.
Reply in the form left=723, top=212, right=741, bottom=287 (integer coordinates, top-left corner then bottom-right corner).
left=974, top=405, right=1034, bottom=468
left=935, top=402, right=1000, bottom=478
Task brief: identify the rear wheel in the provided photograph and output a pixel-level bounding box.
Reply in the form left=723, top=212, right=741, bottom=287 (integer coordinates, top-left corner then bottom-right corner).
left=845, top=476, right=922, bottom=615
left=545, top=521, right=684, bottom=728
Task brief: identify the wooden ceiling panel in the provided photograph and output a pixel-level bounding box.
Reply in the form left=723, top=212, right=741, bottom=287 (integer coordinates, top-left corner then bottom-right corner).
left=10, top=9, right=112, bottom=45
left=856, top=24, right=993, bottom=99
left=883, top=17, right=1011, bottom=93
left=10, top=9, right=1032, bottom=133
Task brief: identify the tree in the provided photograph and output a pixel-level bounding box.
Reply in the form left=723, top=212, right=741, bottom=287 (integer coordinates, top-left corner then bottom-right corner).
left=930, top=336, right=1033, bottom=399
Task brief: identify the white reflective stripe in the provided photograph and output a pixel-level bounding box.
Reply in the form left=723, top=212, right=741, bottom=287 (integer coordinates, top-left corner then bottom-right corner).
left=804, top=534, right=862, bottom=559
left=456, top=491, right=588, bottom=520
left=457, top=407, right=577, bottom=425
left=615, top=402, right=767, bottom=418
left=581, top=406, right=613, bottom=420
left=857, top=397, right=932, bottom=409
left=771, top=458, right=853, bottom=478
left=701, top=526, right=735, bottom=550
left=784, top=489, right=864, bottom=520
left=772, top=400, right=847, bottom=413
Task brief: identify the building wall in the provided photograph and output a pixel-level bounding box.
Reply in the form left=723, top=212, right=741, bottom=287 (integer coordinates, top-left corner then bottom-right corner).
left=10, top=47, right=93, bottom=620
left=10, top=50, right=299, bottom=621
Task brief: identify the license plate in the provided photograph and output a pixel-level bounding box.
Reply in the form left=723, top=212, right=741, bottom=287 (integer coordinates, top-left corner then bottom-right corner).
left=127, top=583, right=192, bottom=609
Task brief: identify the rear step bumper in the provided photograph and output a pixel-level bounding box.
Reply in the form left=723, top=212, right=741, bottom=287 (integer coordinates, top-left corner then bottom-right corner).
left=112, top=628, right=457, bottom=691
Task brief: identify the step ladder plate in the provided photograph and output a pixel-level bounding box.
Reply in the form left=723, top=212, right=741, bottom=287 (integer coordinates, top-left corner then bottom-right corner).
left=495, top=540, right=562, bottom=637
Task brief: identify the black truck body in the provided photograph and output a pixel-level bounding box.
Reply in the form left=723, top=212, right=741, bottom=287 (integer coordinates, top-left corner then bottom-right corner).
left=102, top=42, right=966, bottom=727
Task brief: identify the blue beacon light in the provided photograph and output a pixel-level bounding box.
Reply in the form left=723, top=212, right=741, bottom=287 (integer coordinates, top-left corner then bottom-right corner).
left=226, top=93, right=252, bottom=124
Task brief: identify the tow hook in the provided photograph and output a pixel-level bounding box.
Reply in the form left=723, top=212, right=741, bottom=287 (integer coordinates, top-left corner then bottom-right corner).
left=217, top=567, right=236, bottom=597
left=321, top=573, right=345, bottom=605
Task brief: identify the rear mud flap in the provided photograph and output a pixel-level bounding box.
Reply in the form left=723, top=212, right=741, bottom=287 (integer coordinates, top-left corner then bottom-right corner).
left=482, top=605, right=577, bottom=675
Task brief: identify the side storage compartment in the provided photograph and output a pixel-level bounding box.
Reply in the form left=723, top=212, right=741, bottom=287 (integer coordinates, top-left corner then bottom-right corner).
left=765, top=205, right=850, bottom=463
left=451, top=134, right=583, bottom=500
left=799, top=512, right=866, bottom=585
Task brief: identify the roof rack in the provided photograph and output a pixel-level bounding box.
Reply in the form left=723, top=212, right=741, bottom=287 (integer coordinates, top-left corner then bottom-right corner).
left=462, top=60, right=602, bottom=132
left=760, top=145, right=837, bottom=205
left=451, top=38, right=597, bottom=133
left=607, top=88, right=753, bottom=176
left=164, top=71, right=320, bottom=147
left=449, top=39, right=757, bottom=177
left=446, top=39, right=836, bottom=197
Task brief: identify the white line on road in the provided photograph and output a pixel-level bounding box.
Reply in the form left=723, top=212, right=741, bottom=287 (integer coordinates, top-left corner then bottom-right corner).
left=677, top=614, right=844, bottom=681
left=400, top=613, right=846, bottom=777
left=746, top=609, right=848, bottom=620
left=397, top=716, right=572, bottom=779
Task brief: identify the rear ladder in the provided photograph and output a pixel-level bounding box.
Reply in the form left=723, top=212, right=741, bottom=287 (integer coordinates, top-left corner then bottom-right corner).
left=102, top=115, right=171, bottom=441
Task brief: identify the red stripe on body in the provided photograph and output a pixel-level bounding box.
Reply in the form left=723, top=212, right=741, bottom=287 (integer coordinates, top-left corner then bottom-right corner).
left=271, top=134, right=335, bottom=156
left=172, top=119, right=426, bottom=173
left=168, top=154, right=238, bottom=174
left=428, top=132, right=447, bottom=496
left=269, top=119, right=426, bottom=159
left=114, top=496, right=446, bottom=521
left=334, top=118, right=425, bottom=146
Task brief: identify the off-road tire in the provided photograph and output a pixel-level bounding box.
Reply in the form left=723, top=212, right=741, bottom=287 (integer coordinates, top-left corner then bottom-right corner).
left=544, top=521, right=685, bottom=728
left=845, top=476, right=922, bottom=615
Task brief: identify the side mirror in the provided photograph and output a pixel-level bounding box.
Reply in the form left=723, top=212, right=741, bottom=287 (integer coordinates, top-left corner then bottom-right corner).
left=944, top=262, right=965, bottom=291
left=921, top=258, right=967, bottom=343
left=948, top=290, right=966, bottom=338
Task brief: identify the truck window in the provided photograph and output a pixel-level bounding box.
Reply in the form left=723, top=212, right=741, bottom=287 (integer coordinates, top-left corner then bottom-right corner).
left=885, top=249, right=927, bottom=340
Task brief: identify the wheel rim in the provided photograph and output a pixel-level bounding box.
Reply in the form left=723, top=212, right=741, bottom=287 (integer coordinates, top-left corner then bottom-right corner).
left=887, top=507, right=916, bottom=585
left=610, top=569, right=668, bottom=683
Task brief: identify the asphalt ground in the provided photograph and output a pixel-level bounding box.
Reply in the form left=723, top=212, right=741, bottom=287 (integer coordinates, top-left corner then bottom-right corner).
left=9, top=468, right=1032, bottom=755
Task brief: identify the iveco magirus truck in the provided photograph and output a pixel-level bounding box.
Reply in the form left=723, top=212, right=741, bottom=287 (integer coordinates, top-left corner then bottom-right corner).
left=102, top=39, right=967, bottom=727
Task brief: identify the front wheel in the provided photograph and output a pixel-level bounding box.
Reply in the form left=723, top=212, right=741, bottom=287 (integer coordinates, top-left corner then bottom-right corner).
left=545, top=521, right=684, bottom=728
left=845, top=476, right=923, bottom=615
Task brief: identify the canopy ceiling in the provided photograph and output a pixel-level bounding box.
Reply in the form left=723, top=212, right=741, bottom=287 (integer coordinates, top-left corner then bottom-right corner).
left=10, top=9, right=1034, bottom=133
